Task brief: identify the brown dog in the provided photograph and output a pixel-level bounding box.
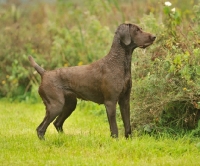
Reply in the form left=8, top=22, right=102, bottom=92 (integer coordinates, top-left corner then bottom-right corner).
left=29, top=23, right=156, bottom=140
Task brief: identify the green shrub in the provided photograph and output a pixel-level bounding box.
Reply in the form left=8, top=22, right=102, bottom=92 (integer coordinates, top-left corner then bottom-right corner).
left=131, top=2, right=200, bottom=133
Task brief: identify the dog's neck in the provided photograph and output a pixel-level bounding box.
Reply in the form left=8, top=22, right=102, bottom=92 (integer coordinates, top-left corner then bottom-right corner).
left=105, top=35, right=136, bottom=74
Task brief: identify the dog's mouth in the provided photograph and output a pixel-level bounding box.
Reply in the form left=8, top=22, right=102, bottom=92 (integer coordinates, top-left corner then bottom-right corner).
left=138, top=42, right=154, bottom=49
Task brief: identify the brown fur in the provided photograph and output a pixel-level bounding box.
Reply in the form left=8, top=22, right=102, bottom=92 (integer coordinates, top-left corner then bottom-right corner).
left=29, top=23, right=156, bottom=140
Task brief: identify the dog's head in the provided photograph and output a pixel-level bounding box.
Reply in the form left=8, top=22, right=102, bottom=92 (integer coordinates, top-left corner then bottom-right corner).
left=117, top=23, right=156, bottom=48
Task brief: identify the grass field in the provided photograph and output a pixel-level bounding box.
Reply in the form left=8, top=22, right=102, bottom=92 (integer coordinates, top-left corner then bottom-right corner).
left=1, top=100, right=200, bottom=166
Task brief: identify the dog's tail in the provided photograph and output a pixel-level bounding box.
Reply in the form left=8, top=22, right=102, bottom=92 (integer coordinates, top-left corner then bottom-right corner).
left=28, top=56, right=45, bottom=76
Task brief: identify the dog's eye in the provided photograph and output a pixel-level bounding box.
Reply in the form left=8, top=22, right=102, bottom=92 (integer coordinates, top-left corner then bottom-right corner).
left=136, top=28, right=140, bottom=32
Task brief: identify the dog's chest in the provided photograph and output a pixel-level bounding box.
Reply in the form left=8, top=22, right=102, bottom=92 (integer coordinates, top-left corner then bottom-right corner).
left=121, top=73, right=132, bottom=93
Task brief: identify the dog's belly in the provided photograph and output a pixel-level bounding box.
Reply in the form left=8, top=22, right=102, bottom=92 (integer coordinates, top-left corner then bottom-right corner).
left=75, top=90, right=104, bottom=104
left=62, top=84, right=104, bottom=104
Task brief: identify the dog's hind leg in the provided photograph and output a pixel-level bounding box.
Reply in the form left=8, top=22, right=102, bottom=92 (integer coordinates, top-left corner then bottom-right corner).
left=53, top=94, right=77, bottom=133
left=36, top=98, right=65, bottom=140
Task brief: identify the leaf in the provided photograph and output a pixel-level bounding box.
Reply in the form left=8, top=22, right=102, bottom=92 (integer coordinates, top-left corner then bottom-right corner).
left=163, top=6, right=171, bottom=15
left=196, top=66, right=200, bottom=76
left=144, top=124, right=152, bottom=133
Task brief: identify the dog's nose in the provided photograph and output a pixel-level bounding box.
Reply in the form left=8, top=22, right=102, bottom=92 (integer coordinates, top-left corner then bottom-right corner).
left=151, top=35, right=156, bottom=41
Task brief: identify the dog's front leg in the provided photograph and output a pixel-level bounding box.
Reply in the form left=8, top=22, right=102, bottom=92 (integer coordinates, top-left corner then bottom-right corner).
left=118, top=90, right=132, bottom=138
left=104, top=101, right=118, bottom=138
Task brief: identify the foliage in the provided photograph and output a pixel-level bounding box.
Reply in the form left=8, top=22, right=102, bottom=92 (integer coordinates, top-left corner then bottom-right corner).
left=131, top=1, right=200, bottom=132
left=0, top=0, right=115, bottom=101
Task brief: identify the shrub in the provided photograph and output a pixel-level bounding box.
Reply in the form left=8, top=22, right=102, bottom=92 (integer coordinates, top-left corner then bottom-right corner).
left=131, top=2, right=200, bottom=133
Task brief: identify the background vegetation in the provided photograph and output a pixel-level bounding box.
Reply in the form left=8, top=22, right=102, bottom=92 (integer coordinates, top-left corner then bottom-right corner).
left=0, top=0, right=200, bottom=133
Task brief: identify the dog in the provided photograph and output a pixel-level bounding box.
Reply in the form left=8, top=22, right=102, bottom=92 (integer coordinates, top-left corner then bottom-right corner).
left=29, top=23, right=156, bottom=139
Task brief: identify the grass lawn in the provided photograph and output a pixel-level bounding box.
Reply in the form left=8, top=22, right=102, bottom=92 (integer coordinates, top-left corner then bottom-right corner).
left=1, top=100, right=200, bottom=166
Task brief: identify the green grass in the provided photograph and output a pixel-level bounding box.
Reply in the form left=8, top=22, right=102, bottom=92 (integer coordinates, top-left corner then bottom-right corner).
left=1, top=100, right=200, bottom=166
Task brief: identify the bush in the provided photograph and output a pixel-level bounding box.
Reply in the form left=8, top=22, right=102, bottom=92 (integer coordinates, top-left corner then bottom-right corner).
left=131, top=2, right=200, bottom=133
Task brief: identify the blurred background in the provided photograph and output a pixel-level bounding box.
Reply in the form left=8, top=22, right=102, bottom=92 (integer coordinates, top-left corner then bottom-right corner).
left=0, top=0, right=200, bottom=132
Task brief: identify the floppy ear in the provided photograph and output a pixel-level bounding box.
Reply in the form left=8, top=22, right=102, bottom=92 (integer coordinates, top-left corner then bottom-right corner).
left=118, top=24, right=131, bottom=45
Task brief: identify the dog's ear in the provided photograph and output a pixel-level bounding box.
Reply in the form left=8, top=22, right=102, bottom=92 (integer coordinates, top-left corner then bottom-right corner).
left=118, top=24, right=131, bottom=45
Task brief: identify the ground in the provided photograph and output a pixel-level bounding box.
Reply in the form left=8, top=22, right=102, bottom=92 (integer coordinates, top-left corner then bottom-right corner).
left=1, top=100, right=200, bottom=166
